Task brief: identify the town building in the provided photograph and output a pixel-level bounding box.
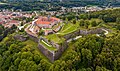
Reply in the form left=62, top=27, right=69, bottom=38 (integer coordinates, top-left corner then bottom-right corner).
left=0, top=10, right=34, bottom=28
left=28, top=16, right=61, bottom=35
left=4, top=20, right=21, bottom=28
left=34, top=16, right=60, bottom=28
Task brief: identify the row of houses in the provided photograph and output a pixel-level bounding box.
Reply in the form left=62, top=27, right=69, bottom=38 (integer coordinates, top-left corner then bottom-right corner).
left=0, top=10, right=34, bottom=28
left=41, top=6, right=103, bottom=16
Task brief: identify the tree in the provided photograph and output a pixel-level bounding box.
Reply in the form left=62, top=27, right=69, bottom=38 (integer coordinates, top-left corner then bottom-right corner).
left=9, top=44, right=20, bottom=53
left=81, top=48, right=92, bottom=66
left=39, top=30, right=44, bottom=36
left=91, top=20, right=97, bottom=27
left=21, top=51, right=33, bottom=61
left=8, top=65, right=17, bottom=71
left=116, top=24, right=120, bottom=30
left=84, top=20, right=90, bottom=28
left=18, top=59, right=38, bottom=71
left=116, top=17, right=120, bottom=24
left=20, top=22, right=24, bottom=26
left=79, top=19, right=84, bottom=27
left=14, top=58, right=21, bottom=66
left=0, top=25, right=4, bottom=35
left=33, top=54, right=41, bottom=64
left=38, top=59, right=51, bottom=71
left=49, top=60, right=71, bottom=71
left=78, top=68, right=92, bottom=71
left=0, top=55, right=3, bottom=68
left=98, top=15, right=103, bottom=20
left=95, top=66, right=111, bottom=71
left=79, top=14, right=88, bottom=20
left=73, top=19, right=76, bottom=24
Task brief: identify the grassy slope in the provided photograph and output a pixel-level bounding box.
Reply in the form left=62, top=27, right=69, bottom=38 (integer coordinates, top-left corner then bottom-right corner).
left=58, top=23, right=79, bottom=35
left=44, top=34, right=65, bottom=44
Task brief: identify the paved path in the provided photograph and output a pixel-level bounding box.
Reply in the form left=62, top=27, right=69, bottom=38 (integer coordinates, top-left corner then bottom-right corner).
left=102, top=29, right=108, bottom=35
left=96, top=29, right=109, bottom=36
left=67, top=35, right=82, bottom=42
left=41, top=40, right=52, bottom=47
left=18, top=24, right=27, bottom=30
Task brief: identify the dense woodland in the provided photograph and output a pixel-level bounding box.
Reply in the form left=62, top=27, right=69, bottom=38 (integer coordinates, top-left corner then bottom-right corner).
left=0, top=9, right=120, bottom=71
left=59, top=9, right=120, bottom=28
left=0, top=1, right=120, bottom=11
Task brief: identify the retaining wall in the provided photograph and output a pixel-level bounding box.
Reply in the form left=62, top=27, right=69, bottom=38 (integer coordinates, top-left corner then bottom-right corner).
left=64, top=28, right=103, bottom=40
left=54, top=41, right=68, bottom=60
left=38, top=43, right=54, bottom=62
left=27, top=33, right=38, bottom=43
left=38, top=42, right=68, bottom=62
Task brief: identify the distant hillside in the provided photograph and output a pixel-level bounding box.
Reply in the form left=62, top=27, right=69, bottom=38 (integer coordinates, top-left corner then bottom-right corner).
left=0, top=0, right=119, bottom=2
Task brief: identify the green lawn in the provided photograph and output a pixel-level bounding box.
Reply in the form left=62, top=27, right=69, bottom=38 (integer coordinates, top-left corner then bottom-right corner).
left=62, top=25, right=77, bottom=33
left=58, top=23, right=79, bottom=35
left=90, top=19, right=103, bottom=22
left=59, top=23, right=73, bottom=32
left=40, top=40, right=57, bottom=51
left=44, top=34, right=65, bottom=44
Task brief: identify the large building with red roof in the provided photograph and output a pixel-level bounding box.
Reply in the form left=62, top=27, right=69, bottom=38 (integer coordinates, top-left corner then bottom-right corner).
left=28, top=16, right=61, bottom=35
left=33, top=16, right=61, bottom=28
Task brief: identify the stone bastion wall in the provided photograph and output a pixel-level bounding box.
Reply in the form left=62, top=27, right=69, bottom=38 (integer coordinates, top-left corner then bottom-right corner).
left=26, top=32, right=68, bottom=62
left=38, top=37, right=68, bottom=62
left=64, top=28, right=104, bottom=40
left=26, top=28, right=104, bottom=62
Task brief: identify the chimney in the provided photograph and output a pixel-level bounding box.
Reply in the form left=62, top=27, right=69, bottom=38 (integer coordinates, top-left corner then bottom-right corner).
left=47, top=15, right=51, bottom=21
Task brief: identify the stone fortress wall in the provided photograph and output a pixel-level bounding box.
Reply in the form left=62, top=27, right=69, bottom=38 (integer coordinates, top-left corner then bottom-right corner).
left=26, top=28, right=106, bottom=62
left=64, top=28, right=103, bottom=40
left=38, top=37, right=68, bottom=62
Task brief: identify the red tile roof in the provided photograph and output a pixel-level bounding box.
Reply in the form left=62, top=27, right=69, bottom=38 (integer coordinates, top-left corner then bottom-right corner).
left=35, top=17, right=60, bottom=25
left=36, top=20, right=51, bottom=25
left=9, top=20, right=19, bottom=24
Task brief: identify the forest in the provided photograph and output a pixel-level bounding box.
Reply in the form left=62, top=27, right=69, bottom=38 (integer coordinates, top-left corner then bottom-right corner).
left=0, top=9, right=120, bottom=71
left=0, top=0, right=120, bottom=11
